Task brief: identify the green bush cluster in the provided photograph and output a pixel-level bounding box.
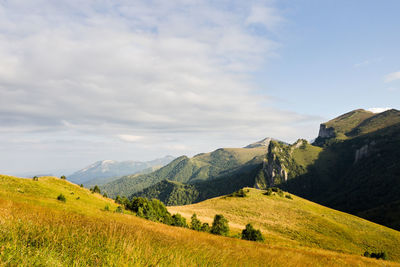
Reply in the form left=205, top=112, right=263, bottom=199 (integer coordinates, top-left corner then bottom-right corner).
left=210, top=214, right=230, bottom=236
left=32, top=176, right=39, bottom=181
left=241, top=223, right=264, bottom=242
left=228, top=188, right=248, bottom=198
left=364, top=251, right=388, bottom=260
left=264, top=187, right=288, bottom=198
left=60, top=175, right=66, bottom=180
left=57, top=194, right=66, bottom=202
left=90, top=185, right=101, bottom=194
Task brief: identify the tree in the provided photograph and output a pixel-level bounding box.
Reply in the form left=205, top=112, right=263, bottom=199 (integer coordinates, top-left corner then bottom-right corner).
left=80, top=184, right=83, bottom=187
left=57, top=194, right=66, bottom=202
left=211, top=214, right=229, bottom=236
left=103, top=192, right=108, bottom=198
left=32, top=176, right=39, bottom=181
left=241, top=223, right=264, bottom=242
left=171, top=213, right=188, bottom=228
left=201, top=223, right=210, bottom=232
left=60, top=175, right=66, bottom=180
left=190, top=213, right=202, bottom=231
left=115, top=206, right=123, bottom=213
left=93, top=185, right=101, bottom=194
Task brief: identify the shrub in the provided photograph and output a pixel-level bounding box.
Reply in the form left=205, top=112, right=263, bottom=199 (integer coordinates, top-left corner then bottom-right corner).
left=241, top=223, right=264, bottom=242
left=127, top=197, right=172, bottom=225
left=211, top=214, right=229, bottom=236
left=285, top=194, right=293, bottom=199
left=201, top=223, right=210, bottom=232
left=104, top=205, right=110, bottom=211
left=171, top=213, right=188, bottom=228
left=115, top=195, right=122, bottom=204
left=103, top=192, right=108, bottom=198
left=60, top=175, right=66, bottom=180
left=190, top=213, right=202, bottom=231
left=115, top=206, right=123, bottom=213
left=228, top=189, right=247, bottom=197
left=57, top=194, right=66, bottom=202
left=80, top=184, right=83, bottom=187
left=264, top=188, right=273, bottom=196
left=366, top=251, right=388, bottom=260
left=92, top=185, right=101, bottom=194
left=32, top=176, right=39, bottom=181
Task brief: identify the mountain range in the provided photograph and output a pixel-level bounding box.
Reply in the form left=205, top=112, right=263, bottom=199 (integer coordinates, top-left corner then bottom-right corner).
left=67, top=155, right=175, bottom=184
left=100, top=108, right=400, bottom=231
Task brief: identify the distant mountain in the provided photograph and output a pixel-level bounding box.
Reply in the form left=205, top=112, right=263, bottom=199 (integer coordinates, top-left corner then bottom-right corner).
left=100, top=146, right=268, bottom=198
left=68, top=156, right=175, bottom=184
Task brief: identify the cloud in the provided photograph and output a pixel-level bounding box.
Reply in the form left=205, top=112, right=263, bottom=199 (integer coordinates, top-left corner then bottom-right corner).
left=0, top=0, right=320, bottom=173
left=117, top=135, right=144, bottom=142
left=384, top=71, right=400, bottom=82
left=367, top=107, right=391, bottom=113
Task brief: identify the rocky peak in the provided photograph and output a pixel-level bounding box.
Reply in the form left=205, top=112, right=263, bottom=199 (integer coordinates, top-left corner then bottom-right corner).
left=317, top=124, right=336, bottom=139
left=245, top=137, right=273, bottom=148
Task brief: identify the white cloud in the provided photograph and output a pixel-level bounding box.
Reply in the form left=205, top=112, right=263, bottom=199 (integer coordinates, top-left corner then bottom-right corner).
left=384, top=71, right=400, bottom=83
left=367, top=107, right=391, bottom=113
left=117, top=135, right=144, bottom=142
left=0, top=0, right=320, bottom=173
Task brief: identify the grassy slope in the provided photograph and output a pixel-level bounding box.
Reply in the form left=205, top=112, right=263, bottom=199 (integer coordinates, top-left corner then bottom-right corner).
left=168, top=188, right=400, bottom=262
left=323, top=109, right=374, bottom=138
left=0, top=175, right=396, bottom=266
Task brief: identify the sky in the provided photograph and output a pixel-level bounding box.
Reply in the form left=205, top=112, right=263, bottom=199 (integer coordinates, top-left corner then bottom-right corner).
left=0, top=0, right=399, bottom=174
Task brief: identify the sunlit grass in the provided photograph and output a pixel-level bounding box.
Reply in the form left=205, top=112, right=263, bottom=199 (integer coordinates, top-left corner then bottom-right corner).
left=0, top=175, right=397, bottom=266
left=168, top=188, right=400, bottom=262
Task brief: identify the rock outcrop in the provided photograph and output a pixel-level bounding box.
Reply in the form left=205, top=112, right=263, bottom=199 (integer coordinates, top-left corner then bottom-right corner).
left=318, top=124, right=336, bottom=139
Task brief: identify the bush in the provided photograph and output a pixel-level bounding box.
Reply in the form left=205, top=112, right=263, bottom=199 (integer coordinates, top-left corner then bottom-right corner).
left=264, top=188, right=273, bottom=196
left=32, top=176, right=39, bottom=181
left=115, top=206, right=123, bottom=213
left=127, top=197, right=172, bottom=225
left=365, top=251, right=388, bottom=260
left=211, top=214, right=229, bottom=236
left=92, top=185, right=101, bottom=194
left=228, top=189, right=247, bottom=197
left=80, top=184, right=83, bottom=187
left=201, top=223, right=210, bottom=232
left=60, top=175, right=66, bottom=180
left=241, top=223, right=264, bottom=242
left=190, top=213, right=202, bottom=231
left=171, top=213, right=188, bottom=228
left=103, top=192, right=108, bottom=198
left=285, top=194, right=293, bottom=199
left=104, top=205, right=110, bottom=211
left=57, top=194, right=66, bottom=202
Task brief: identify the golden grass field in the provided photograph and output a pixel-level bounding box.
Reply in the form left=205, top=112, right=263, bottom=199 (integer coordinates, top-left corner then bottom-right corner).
left=0, top=175, right=398, bottom=266
left=168, top=188, right=400, bottom=262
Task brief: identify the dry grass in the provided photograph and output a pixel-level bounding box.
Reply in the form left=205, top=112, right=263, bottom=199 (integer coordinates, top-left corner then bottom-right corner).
left=168, top=188, right=400, bottom=262
left=0, top=175, right=398, bottom=266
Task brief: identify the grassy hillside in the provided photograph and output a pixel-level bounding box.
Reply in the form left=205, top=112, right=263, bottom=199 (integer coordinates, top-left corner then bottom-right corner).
left=0, top=175, right=393, bottom=266
left=168, top=188, right=400, bottom=262
left=314, top=109, right=400, bottom=144
left=283, top=122, right=400, bottom=230
left=101, top=147, right=268, bottom=198
left=323, top=109, right=375, bottom=138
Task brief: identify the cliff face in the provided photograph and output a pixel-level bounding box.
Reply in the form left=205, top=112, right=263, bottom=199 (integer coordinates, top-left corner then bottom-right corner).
left=318, top=124, right=336, bottom=138
left=255, top=140, right=318, bottom=188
